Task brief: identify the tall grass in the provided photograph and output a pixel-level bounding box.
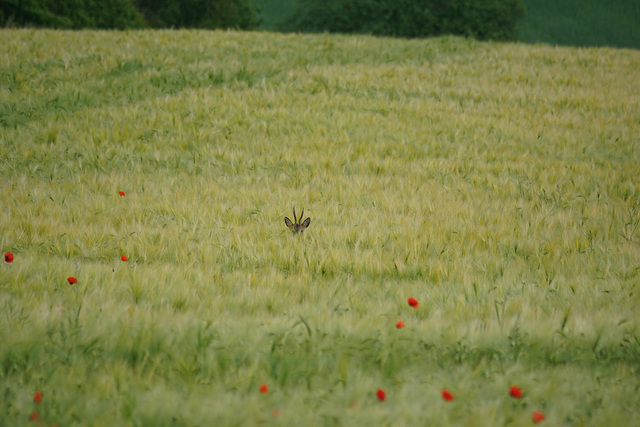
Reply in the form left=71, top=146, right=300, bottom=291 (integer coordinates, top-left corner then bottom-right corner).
left=1, top=29, right=639, bottom=425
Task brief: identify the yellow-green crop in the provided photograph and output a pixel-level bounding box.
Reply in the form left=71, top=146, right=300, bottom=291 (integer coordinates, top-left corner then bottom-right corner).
left=1, top=29, right=639, bottom=425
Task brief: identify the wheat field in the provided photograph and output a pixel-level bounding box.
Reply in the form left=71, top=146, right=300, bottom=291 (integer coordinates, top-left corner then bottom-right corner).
left=1, top=29, right=639, bottom=425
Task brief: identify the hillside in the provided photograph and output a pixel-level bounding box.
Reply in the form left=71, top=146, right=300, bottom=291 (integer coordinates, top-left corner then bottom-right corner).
left=518, top=0, right=640, bottom=48
left=250, top=0, right=640, bottom=48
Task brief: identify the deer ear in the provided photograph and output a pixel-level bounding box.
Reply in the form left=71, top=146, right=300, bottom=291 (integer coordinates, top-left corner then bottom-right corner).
left=285, top=217, right=294, bottom=229
left=301, top=217, right=311, bottom=229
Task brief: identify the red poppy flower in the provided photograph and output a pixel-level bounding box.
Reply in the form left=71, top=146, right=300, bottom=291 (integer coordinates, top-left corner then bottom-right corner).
left=396, top=320, right=405, bottom=329
left=272, top=409, right=280, bottom=417
left=260, top=384, right=268, bottom=393
left=408, top=297, right=418, bottom=308
left=29, top=411, right=39, bottom=421
left=118, top=191, right=125, bottom=196
left=441, top=389, right=454, bottom=401
left=532, top=411, right=545, bottom=423
left=34, top=391, right=42, bottom=404
left=121, top=255, right=128, bottom=261
left=376, top=389, right=386, bottom=402
left=510, top=385, right=523, bottom=398
left=67, top=277, right=77, bottom=285
left=4, top=252, right=14, bottom=263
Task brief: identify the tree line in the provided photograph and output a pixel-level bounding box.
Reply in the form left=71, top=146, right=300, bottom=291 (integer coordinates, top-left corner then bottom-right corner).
left=0, top=0, right=525, bottom=41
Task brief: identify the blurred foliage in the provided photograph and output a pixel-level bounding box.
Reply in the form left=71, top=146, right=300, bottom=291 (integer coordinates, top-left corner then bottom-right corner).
left=0, top=0, right=258, bottom=30
left=0, top=0, right=146, bottom=29
left=280, top=0, right=525, bottom=40
left=134, top=0, right=258, bottom=30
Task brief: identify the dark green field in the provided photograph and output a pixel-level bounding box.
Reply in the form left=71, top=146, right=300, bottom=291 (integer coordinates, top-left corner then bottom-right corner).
left=250, top=0, right=640, bottom=48
left=517, top=0, right=640, bottom=48
left=251, top=0, right=296, bottom=30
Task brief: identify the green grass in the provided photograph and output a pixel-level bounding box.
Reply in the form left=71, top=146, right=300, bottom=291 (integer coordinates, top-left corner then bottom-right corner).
left=1, top=29, right=640, bottom=425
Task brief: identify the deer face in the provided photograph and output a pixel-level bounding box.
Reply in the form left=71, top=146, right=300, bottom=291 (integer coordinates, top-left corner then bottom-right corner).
left=285, top=208, right=311, bottom=234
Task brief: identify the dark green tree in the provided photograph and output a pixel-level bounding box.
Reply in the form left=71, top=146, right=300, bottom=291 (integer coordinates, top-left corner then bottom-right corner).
left=0, top=0, right=146, bottom=29
left=134, top=0, right=258, bottom=29
left=281, top=0, right=525, bottom=40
